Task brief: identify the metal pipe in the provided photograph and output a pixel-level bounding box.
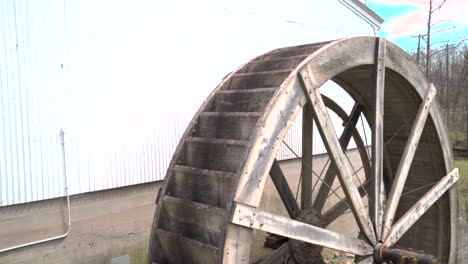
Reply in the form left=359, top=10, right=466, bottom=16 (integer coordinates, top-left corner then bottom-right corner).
left=380, top=246, right=439, bottom=264
left=338, top=0, right=380, bottom=36
left=0, top=128, right=72, bottom=254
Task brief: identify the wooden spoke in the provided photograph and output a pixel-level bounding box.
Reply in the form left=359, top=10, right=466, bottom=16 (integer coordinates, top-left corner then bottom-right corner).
left=383, top=168, right=459, bottom=247
left=323, top=180, right=372, bottom=226
left=232, top=203, right=374, bottom=256
left=313, top=102, right=362, bottom=212
left=301, top=103, right=314, bottom=209
left=381, top=84, right=437, bottom=239
left=270, top=159, right=301, bottom=218
left=322, top=200, right=349, bottom=227
left=299, top=69, right=377, bottom=245
left=372, top=38, right=386, bottom=240
left=255, top=242, right=289, bottom=264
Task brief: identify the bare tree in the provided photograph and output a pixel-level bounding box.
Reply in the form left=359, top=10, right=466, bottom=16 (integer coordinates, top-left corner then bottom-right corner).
left=408, top=1, right=468, bottom=146
left=421, top=0, right=448, bottom=79
left=465, top=51, right=468, bottom=147
left=411, top=40, right=468, bottom=146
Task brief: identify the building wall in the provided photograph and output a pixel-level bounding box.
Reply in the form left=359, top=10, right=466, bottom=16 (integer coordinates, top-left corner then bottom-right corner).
left=0, top=0, right=378, bottom=206
left=0, top=0, right=380, bottom=262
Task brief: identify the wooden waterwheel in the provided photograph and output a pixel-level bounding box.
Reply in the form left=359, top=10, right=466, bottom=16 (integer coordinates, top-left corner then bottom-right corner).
left=148, top=37, right=460, bottom=264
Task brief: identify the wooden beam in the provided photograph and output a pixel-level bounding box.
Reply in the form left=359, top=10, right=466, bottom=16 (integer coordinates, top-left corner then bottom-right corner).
left=383, top=168, right=459, bottom=247
left=299, top=69, right=377, bottom=245
left=231, top=203, right=374, bottom=256
left=270, top=160, right=300, bottom=218
left=313, top=102, right=362, bottom=212
left=301, top=103, right=314, bottom=209
left=381, top=84, right=437, bottom=239
left=372, top=37, right=386, bottom=240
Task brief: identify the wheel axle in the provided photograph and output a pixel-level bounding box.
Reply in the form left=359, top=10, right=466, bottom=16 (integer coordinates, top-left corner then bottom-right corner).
left=375, top=244, right=439, bottom=264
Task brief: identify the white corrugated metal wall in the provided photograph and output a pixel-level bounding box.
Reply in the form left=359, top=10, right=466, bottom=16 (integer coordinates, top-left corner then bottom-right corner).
left=0, top=0, right=376, bottom=206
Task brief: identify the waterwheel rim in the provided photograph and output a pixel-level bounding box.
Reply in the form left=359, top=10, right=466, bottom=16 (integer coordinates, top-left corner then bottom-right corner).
left=149, top=36, right=460, bottom=264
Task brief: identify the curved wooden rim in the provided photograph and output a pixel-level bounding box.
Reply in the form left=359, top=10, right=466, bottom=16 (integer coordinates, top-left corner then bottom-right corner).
left=225, top=36, right=458, bottom=263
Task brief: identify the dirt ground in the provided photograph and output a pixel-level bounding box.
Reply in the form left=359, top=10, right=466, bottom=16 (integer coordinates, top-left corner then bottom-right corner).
left=0, top=183, right=160, bottom=264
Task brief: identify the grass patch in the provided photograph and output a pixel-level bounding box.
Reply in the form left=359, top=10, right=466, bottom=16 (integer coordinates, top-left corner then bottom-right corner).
left=456, top=159, right=468, bottom=176
left=455, top=159, right=468, bottom=219
left=446, top=112, right=467, bottom=147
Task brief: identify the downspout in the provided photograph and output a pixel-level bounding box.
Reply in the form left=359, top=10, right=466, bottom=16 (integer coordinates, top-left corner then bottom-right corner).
left=0, top=128, right=72, bottom=253
left=338, top=0, right=380, bottom=36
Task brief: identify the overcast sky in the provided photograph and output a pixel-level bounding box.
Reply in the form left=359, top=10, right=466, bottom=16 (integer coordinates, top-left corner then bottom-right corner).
left=366, top=0, right=468, bottom=51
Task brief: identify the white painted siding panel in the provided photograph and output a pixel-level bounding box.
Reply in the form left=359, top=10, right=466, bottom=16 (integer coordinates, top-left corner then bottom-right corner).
left=1, top=0, right=376, bottom=206
left=1, top=0, right=67, bottom=205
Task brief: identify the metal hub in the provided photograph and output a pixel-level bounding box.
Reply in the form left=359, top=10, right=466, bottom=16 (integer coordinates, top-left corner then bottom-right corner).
left=374, top=243, right=440, bottom=264
left=289, top=208, right=326, bottom=264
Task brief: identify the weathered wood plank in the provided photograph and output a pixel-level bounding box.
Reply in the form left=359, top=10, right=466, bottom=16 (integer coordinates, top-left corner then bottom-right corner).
left=155, top=228, right=219, bottom=264
left=383, top=168, right=458, bottom=247
left=301, top=103, right=314, bottom=209
left=158, top=196, right=226, bottom=247
left=169, top=165, right=235, bottom=209
left=253, top=42, right=329, bottom=61
left=299, top=69, right=377, bottom=245
left=221, top=224, right=253, bottom=263
left=196, top=112, right=261, bottom=141
left=270, top=160, right=300, bottom=218
left=372, top=37, right=386, bottom=240
left=182, top=137, right=248, bottom=173
left=381, top=84, right=437, bottom=239
left=207, top=89, right=276, bottom=112
left=231, top=203, right=373, bottom=256
left=238, top=55, right=308, bottom=74
left=225, top=71, right=292, bottom=90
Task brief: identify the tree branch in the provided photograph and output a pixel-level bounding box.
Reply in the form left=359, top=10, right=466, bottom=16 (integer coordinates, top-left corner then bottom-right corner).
left=430, top=26, right=456, bottom=36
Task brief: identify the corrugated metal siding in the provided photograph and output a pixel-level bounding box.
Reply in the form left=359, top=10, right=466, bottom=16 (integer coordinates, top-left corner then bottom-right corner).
left=1, top=0, right=66, bottom=205
left=1, top=0, right=375, bottom=206
left=276, top=118, right=326, bottom=161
